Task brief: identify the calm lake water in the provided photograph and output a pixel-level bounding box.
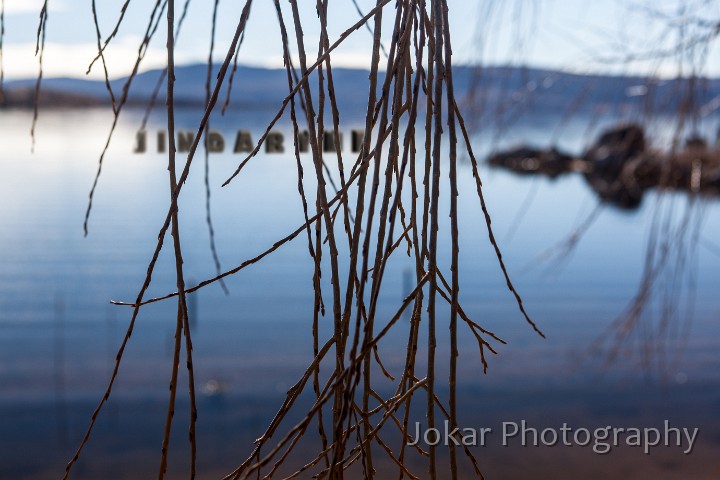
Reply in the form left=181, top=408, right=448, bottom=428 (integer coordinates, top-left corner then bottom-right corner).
left=1, top=107, right=720, bottom=479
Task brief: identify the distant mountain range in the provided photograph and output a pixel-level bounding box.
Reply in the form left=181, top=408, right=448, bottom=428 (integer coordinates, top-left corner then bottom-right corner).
left=2, top=64, right=719, bottom=115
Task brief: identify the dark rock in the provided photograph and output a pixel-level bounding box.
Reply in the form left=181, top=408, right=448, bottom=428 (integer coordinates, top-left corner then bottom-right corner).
left=486, top=122, right=720, bottom=209
left=583, top=123, right=646, bottom=177
left=488, top=146, right=575, bottom=178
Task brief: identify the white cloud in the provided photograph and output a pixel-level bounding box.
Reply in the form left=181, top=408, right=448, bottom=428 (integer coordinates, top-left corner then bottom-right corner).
left=3, top=0, right=66, bottom=15
left=1, top=38, right=196, bottom=80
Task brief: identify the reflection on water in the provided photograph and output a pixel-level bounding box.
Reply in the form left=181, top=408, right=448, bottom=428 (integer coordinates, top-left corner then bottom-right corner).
left=1, top=108, right=720, bottom=478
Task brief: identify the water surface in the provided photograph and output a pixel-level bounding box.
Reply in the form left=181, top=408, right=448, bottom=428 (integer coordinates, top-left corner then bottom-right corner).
left=1, top=107, right=719, bottom=478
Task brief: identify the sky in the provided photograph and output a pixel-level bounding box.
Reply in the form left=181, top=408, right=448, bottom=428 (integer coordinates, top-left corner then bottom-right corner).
left=1, top=0, right=719, bottom=80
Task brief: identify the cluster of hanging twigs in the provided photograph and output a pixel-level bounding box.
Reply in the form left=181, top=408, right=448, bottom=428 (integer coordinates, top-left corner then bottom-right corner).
left=26, top=1, right=543, bottom=478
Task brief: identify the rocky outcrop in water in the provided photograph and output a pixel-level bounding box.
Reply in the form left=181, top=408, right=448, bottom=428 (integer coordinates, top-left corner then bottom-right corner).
left=487, top=123, right=720, bottom=209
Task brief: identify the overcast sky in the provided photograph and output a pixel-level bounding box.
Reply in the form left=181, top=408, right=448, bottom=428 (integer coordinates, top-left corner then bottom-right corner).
left=2, top=0, right=719, bottom=80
